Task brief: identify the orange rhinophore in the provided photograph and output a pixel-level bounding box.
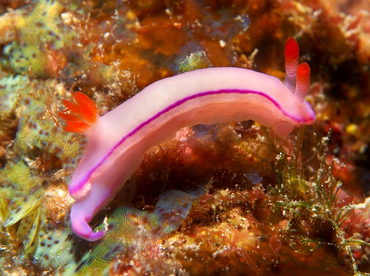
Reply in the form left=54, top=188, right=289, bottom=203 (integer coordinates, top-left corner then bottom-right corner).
left=296, top=62, right=311, bottom=101
left=283, top=37, right=311, bottom=102
left=284, top=37, right=299, bottom=88
left=59, top=92, right=98, bottom=134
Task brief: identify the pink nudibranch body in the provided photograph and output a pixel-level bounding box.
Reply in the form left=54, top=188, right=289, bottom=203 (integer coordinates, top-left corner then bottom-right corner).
left=60, top=38, right=315, bottom=241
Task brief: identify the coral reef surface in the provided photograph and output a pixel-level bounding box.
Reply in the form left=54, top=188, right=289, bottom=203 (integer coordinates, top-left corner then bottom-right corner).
left=0, top=0, right=369, bottom=275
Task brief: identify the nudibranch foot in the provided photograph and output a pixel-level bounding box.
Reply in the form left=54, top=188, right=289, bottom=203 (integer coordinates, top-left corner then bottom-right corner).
left=70, top=206, right=106, bottom=241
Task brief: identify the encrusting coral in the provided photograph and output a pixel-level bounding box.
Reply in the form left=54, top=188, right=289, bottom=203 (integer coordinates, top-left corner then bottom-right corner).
left=0, top=0, right=369, bottom=275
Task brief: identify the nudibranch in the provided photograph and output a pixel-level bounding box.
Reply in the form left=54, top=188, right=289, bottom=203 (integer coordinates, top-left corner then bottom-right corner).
left=60, top=38, right=315, bottom=241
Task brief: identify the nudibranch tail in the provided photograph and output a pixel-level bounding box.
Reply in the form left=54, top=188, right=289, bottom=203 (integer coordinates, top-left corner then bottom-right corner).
left=59, top=92, right=98, bottom=134
left=295, top=62, right=311, bottom=101
left=284, top=37, right=299, bottom=90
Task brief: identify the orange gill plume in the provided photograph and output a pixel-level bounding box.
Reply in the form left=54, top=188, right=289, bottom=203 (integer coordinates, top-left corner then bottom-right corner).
left=59, top=92, right=98, bottom=134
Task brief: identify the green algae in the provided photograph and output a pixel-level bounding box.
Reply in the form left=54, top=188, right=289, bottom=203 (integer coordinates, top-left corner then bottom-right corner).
left=178, top=50, right=213, bottom=73
left=0, top=161, right=45, bottom=257
left=33, top=215, right=76, bottom=270
left=0, top=77, right=84, bottom=263
left=14, top=96, right=86, bottom=176
left=263, top=127, right=370, bottom=274
left=74, top=190, right=192, bottom=275
left=1, top=162, right=44, bottom=228
left=4, top=0, right=77, bottom=77
left=32, top=189, right=195, bottom=276
left=0, top=75, right=29, bottom=113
